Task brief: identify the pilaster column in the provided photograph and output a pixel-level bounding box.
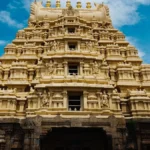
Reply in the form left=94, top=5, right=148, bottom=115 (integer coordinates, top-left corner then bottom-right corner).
left=19, top=101, right=25, bottom=112
left=4, top=70, right=9, bottom=80
left=35, top=68, right=40, bottom=80
left=110, top=69, right=116, bottom=81
left=33, top=99, right=37, bottom=109
left=80, top=62, right=84, bottom=76
left=83, top=91, right=88, bottom=110
left=64, top=61, right=68, bottom=77
left=0, top=70, right=3, bottom=79
left=23, top=130, right=31, bottom=150
left=12, top=100, right=16, bottom=110
left=29, top=69, right=34, bottom=80
left=78, top=41, right=81, bottom=51
left=144, top=102, right=147, bottom=110
left=65, top=41, right=68, bottom=51
left=7, top=100, right=10, bottom=109
left=97, top=92, right=101, bottom=109
left=63, top=90, right=67, bottom=109
left=0, top=100, right=2, bottom=108
left=5, top=129, right=12, bottom=150
left=135, top=102, right=139, bottom=110
left=28, top=99, right=31, bottom=109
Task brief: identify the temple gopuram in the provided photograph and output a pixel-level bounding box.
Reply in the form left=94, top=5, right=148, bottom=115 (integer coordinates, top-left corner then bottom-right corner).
left=0, top=0, right=150, bottom=149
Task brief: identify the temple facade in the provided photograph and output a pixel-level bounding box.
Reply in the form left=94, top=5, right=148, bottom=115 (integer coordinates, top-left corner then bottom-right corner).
left=0, top=0, right=150, bottom=150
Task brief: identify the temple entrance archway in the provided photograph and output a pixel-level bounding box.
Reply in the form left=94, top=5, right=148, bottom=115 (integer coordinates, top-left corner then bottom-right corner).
left=40, top=127, right=112, bottom=150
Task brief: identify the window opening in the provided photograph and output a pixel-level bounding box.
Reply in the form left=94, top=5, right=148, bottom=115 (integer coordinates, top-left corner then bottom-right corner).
left=68, top=64, right=79, bottom=75
left=68, top=93, right=82, bottom=111
left=68, top=42, right=77, bottom=50
left=68, top=28, right=75, bottom=33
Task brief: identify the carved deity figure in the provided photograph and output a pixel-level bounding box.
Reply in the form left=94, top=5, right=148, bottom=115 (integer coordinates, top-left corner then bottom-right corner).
left=60, top=27, right=66, bottom=35
left=32, top=30, right=42, bottom=39
left=41, top=90, right=49, bottom=108
left=88, top=29, right=93, bottom=36
left=43, top=22, right=49, bottom=28
left=51, top=41, right=60, bottom=51
left=86, top=41, right=93, bottom=51
left=38, top=58, right=43, bottom=65
left=29, top=86, right=35, bottom=94
left=93, top=61, right=99, bottom=74
left=101, top=91, right=109, bottom=108
left=45, top=60, right=55, bottom=75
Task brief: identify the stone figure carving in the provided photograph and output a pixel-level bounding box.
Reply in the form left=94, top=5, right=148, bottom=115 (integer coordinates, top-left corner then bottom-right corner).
left=86, top=41, right=93, bottom=51
left=45, top=60, right=55, bottom=75
left=51, top=41, right=60, bottom=51
left=101, top=91, right=109, bottom=108
left=88, top=29, right=93, bottom=36
left=38, top=58, right=43, bottom=65
left=30, top=86, right=35, bottom=94
left=43, top=22, right=49, bottom=28
left=60, top=27, right=66, bottom=35
left=113, top=89, right=118, bottom=94
left=93, top=61, right=99, bottom=74
left=40, top=90, right=50, bottom=108
left=76, top=27, right=82, bottom=35
left=32, top=30, right=42, bottom=39
left=62, top=6, right=79, bottom=16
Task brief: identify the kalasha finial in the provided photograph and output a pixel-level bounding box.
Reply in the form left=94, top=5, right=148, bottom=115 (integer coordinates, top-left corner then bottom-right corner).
left=56, top=0, right=61, bottom=8
left=66, top=0, right=71, bottom=8
left=76, top=0, right=82, bottom=8
left=46, top=0, right=51, bottom=7
left=86, top=2, right=91, bottom=9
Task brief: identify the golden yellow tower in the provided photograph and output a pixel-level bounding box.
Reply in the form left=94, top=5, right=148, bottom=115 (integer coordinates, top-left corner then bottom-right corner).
left=0, top=1, right=149, bottom=150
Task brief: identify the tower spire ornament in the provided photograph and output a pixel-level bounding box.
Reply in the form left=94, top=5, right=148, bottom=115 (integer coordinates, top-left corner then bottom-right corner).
left=66, top=0, right=71, bottom=8
left=56, top=0, right=61, bottom=8
left=86, top=2, right=91, bottom=9
left=46, top=0, right=51, bottom=7
left=76, top=0, right=82, bottom=8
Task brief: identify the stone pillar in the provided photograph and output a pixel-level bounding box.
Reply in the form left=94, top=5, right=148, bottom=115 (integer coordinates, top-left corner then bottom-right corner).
left=23, top=130, right=31, bottom=150
left=5, top=130, right=12, bottom=150
left=80, top=62, right=84, bottom=76
left=32, top=127, right=41, bottom=150
left=19, top=101, right=26, bottom=112
left=4, top=70, right=9, bottom=80
left=63, top=90, right=67, bottom=109
left=136, top=127, right=141, bottom=150
left=78, top=41, right=80, bottom=51
left=36, top=68, right=40, bottom=80
left=64, top=61, right=68, bottom=77
left=0, top=130, right=6, bottom=150
left=29, top=69, right=34, bottom=80
left=97, top=92, right=101, bottom=109
left=0, top=70, right=3, bottom=79
left=7, top=100, right=10, bottom=109
left=0, top=100, right=2, bottom=108
left=65, top=41, right=68, bottom=51
left=83, top=91, right=88, bottom=110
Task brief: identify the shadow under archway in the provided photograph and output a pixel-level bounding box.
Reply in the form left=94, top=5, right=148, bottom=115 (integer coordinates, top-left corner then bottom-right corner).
left=40, top=127, right=112, bottom=150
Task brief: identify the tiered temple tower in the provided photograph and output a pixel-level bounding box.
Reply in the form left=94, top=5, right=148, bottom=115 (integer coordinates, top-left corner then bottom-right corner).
left=0, top=1, right=150, bottom=150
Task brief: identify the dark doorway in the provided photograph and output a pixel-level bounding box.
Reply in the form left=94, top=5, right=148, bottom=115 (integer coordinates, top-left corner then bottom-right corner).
left=40, top=128, right=112, bottom=150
